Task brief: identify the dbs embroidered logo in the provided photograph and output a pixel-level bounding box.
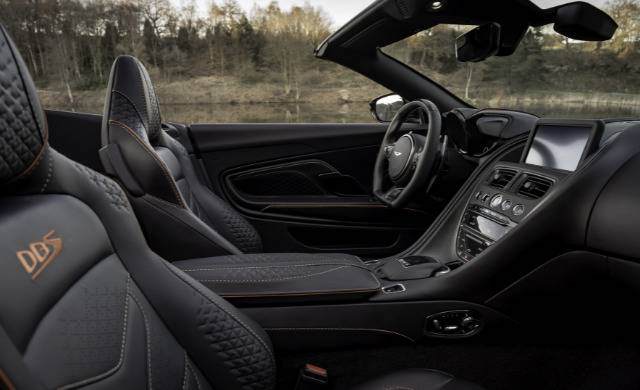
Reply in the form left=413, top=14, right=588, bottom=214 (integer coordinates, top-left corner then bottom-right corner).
left=16, top=230, right=63, bottom=280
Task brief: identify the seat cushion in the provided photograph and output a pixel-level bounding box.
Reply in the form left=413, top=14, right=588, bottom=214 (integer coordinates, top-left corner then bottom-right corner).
left=352, top=369, right=484, bottom=390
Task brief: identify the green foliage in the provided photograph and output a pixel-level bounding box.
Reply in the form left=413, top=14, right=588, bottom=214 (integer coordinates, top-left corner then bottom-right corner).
left=0, top=0, right=335, bottom=102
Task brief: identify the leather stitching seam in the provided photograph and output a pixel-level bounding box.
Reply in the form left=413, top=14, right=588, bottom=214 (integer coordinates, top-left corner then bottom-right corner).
left=181, top=352, right=189, bottom=390
left=194, top=266, right=349, bottom=283
left=110, top=119, right=185, bottom=208
left=141, top=196, right=232, bottom=254
left=162, top=262, right=276, bottom=368
left=179, top=260, right=358, bottom=271
left=58, top=276, right=131, bottom=390
left=129, top=290, right=154, bottom=390
left=39, top=152, right=52, bottom=193
left=186, top=360, right=201, bottom=390
left=263, top=327, right=415, bottom=342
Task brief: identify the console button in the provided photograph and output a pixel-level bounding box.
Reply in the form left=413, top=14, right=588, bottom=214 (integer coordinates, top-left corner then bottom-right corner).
left=512, top=204, right=525, bottom=216
left=481, top=194, right=490, bottom=203
left=490, top=194, right=503, bottom=208
left=501, top=200, right=512, bottom=211
left=425, top=310, right=483, bottom=337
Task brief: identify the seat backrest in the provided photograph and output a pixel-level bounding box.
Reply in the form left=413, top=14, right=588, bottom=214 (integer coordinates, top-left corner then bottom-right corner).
left=100, top=55, right=262, bottom=260
left=0, top=26, right=275, bottom=390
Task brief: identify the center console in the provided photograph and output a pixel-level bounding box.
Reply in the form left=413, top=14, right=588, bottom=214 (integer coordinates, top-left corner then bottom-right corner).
left=456, top=119, right=603, bottom=262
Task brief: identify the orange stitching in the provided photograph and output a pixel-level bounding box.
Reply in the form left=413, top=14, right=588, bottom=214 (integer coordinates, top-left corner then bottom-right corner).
left=109, top=120, right=186, bottom=208
left=0, top=369, right=15, bottom=390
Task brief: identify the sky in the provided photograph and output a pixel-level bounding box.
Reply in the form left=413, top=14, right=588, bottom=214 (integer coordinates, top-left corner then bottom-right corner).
left=170, top=0, right=374, bottom=28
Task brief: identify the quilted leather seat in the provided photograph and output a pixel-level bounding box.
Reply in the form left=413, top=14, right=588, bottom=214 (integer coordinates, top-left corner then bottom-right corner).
left=100, top=55, right=263, bottom=259
left=0, top=25, right=483, bottom=390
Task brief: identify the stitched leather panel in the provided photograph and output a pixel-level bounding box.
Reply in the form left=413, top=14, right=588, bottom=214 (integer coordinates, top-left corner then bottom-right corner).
left=135, top=58, right=162, bottom=142
left=174, top=253, right=379, bottom=304
left=0, top=27, right=44, bottom=182
left=72, top=162, right=129, bottom=212
left=23, top=256, right=130, bottom=389
left=158, top=135, right=263, bottom=254
left=0, top=195, right=114, bottom=351
left=176, top=177, right=212, bottom=224
left=128, top=281, right=185, bottom=390
left=105, top=56, right=159, bottom=143
left=109, top=92, right=147, bottom=141
left=195, top=289, right=275, bottom=390
left=179, top=252, right=362, bottom=266
left=218, top=199, right=263, bottom=253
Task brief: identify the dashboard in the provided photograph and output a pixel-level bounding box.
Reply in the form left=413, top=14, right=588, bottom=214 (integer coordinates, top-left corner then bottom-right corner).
left=375, top=107, right=640, bottom=341
left=382, top=109, right=640, bottom=304
left=456, top=119, right=605, bottom=261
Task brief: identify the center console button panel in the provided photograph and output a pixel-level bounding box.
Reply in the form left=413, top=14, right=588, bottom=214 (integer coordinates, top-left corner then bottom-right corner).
left=456, top=165, right=559, bottom=262
left=457, top=204, right=518, bottom=261
left=425, top=310, right=483, bottom=337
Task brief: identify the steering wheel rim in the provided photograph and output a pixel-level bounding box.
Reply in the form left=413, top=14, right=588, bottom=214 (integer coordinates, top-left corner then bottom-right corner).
left=373, top=99, right=442, bottom=208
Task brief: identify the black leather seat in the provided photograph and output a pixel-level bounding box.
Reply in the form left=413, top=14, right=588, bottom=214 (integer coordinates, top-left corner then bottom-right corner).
left=100, top=55, right=264, bottom=260
left=0, top=26, right=483, bottom=390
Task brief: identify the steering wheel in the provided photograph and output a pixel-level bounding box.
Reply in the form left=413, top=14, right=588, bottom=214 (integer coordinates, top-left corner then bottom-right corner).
left=373, top=99, right=443, bottom=208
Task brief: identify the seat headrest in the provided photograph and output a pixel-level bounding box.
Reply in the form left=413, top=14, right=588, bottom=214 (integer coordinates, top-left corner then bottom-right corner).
left=103, top=55, right=162, bottom=144
left=0, top=25, right=47, bottom=184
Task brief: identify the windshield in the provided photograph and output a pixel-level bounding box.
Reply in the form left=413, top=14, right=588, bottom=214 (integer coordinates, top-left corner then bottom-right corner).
left=530, top=0, right=605, bottom=9
left=383, top=1, right=638, bottom=118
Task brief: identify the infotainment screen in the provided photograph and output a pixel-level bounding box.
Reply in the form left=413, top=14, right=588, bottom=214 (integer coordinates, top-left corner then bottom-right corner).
left=524, top=124, right=596, bottom=171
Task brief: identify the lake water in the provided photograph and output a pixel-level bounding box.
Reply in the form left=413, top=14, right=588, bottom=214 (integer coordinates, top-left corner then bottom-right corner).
left=72, top=102, right=640, bottom=124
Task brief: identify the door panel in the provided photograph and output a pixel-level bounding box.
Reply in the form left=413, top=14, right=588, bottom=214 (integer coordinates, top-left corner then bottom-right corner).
left=189, top=123, right=431, bottom=257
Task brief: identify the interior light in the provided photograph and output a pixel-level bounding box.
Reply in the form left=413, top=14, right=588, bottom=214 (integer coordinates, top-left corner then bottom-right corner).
left=430, top=1, right=444, bottom=10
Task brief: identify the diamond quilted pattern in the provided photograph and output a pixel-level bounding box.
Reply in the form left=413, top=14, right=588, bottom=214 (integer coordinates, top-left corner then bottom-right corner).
left=219, top=200, right=263, bottom=253
left=0, top=29, right=44, bottom=182
left=196, top=297, right=275, bottom=390
left=73, top=162, right=130, bottom=212
left=109, top=92, right=147, bottom=141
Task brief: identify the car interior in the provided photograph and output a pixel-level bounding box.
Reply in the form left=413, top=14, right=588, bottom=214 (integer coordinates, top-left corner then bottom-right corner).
left=3, top=0, right=640, bottom=389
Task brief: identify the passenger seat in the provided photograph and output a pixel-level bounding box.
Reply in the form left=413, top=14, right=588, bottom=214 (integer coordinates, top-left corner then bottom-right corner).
left=0, top=25, right=483, bottom=390
left=100, top=55, right=263, bottom=259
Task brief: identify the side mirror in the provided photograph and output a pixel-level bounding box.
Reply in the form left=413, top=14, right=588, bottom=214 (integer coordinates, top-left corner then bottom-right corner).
left=370, top=94, right=405, bottom=122
left=456, top=23, right=501, bottom=63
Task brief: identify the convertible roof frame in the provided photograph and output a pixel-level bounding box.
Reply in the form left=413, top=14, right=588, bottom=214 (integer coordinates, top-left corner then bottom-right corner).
left=316, top=0, right=613, bottom=112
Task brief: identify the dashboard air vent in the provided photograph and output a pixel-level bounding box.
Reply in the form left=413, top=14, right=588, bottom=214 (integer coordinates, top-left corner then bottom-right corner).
left=518, top=175, right=553, bottom=199
left=488, top=169, right=517, bottom=190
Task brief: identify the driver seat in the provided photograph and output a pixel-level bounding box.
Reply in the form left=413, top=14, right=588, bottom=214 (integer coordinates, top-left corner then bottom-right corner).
left=0, top=25, right=484, bottom=390
left=100, top=55, right=263, bottom=260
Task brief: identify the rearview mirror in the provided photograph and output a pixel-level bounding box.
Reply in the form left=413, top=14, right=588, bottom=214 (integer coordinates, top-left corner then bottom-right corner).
left=553, top=2, right=617, bottom=41
left=370, top=94, right=405, bottom=122
left=456, top=23, right=501, bottom=63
